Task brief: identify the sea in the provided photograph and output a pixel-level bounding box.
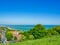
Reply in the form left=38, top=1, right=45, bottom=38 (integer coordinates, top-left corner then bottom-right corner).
left=0, top=25, right=59, bottom=31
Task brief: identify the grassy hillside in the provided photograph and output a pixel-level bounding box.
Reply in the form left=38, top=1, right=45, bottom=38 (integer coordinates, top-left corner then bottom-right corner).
left=0, top=35, right=60, bottom=45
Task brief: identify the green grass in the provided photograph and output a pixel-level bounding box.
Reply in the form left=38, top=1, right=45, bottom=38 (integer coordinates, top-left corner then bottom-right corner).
left=0, top=35, right=60, bottom=45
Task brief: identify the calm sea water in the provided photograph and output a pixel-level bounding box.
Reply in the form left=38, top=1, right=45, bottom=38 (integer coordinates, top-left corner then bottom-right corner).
left=0, top=25, right=59, bottom=31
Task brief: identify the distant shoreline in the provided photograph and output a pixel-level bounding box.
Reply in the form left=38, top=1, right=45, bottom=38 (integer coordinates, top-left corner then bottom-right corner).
left=0, top=25, right=60, bottom=31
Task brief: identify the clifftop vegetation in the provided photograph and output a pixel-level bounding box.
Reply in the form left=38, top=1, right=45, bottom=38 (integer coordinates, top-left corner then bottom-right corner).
left=0, top=24, right=60, bottom=43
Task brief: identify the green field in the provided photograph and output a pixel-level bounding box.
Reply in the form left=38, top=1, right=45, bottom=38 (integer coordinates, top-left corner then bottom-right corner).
left=0, top=35, right=60, bottom=45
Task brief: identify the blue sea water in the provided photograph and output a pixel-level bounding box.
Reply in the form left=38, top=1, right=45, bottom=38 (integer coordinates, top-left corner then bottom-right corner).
left=0, top=25, right=59, bottom=31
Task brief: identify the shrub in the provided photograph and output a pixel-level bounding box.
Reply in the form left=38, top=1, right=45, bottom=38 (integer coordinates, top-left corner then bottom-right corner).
left=29, top=35, right=34, bottom=40
left=53, top=26, right=60, bottom=34
left=20, top=35, right=27, bottom=41
left=6, top=31, right=13, bottom=41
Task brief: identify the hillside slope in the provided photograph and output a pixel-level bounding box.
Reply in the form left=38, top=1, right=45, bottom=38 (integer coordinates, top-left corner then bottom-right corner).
left=1, top=35, right=60, bottom=45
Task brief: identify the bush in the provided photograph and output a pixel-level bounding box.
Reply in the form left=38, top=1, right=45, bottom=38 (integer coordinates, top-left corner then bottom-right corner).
left=48, top=29, right=59, bottom=36
left=6, top=31, right=13, bottom=41
left=20, top=35, right=27, bottom=41
left=23, top=32, right=30, bottom=39
left=53, top=26, right=60, bottom=34
left=47, top=26, right=60, bottom=36
left=29, top=35, right=34, bottom=40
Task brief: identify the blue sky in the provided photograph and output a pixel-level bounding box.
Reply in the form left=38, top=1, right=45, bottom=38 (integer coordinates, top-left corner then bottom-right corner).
left=0, top=0, right=60, bottom=25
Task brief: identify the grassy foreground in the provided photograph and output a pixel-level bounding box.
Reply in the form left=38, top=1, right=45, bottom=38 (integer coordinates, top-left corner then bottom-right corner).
left=0, top=35, right=60, bottom=45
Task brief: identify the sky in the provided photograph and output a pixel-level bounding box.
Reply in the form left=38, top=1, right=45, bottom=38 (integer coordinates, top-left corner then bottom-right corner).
left=0, top=0, right=60, bottom=25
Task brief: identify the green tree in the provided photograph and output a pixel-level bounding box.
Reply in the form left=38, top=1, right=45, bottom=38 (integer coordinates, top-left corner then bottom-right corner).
left=29, top=24, right=47, bottom=39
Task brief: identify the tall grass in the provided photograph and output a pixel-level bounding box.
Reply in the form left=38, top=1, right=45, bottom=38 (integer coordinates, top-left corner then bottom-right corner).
left=0, top=35, right=60, bottom=45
